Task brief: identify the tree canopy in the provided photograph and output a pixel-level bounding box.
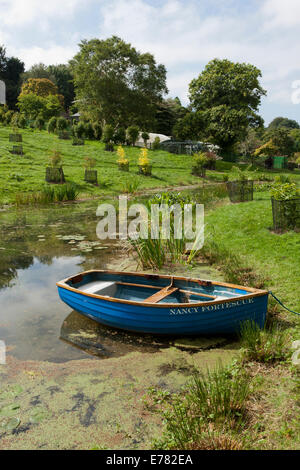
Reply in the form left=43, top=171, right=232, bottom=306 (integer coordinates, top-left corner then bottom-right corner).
left=70, top=36, right=168, bottom=128
left=268, top=116, right=299, bottom=130
left=176, top=59, right=266, bottom=152
left=0, top=45, right=25, bottom=109
left=22, top=63, right=75, bottom=110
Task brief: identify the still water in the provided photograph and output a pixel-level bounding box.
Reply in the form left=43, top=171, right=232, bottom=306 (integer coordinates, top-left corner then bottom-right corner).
left=0, top=199, right=222, bottom=363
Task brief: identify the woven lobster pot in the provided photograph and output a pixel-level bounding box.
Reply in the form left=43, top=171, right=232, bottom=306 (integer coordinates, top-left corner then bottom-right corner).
left=10, top=145, right=24, bottom=155
left=72, top=137, right=84, bottom=146
left=9, top=134, right=22, bottom=143
left=227, top=180, right=253, bottom=203
left=118, top=162, right=129, bottom=172
left=138, top=165, right=152, bottom=176
left=84, top=169, right=98, bottom=184
left=45, top=167, right=65, bottom=183
left=271, top=197, right=300, bottom=231
left=58, top=131, right=71, bottom=140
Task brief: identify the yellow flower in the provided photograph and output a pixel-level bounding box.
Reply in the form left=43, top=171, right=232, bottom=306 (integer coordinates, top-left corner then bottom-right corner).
left=139, top=147, right=149, bottom=166
left=117, top=146, right=128, bottom=164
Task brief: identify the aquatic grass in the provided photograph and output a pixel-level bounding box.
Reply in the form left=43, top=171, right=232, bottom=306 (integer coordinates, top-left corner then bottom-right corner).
left=15, top=183, right=79, bottom=206
left=239, top=320, right=290, bottom=364
left=121, top=179, right=140, bottom=194
left=54, top=183, right=80, bottom=202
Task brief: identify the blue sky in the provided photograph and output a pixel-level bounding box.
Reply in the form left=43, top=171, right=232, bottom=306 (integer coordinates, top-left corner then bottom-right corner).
left=0, top=0, right=300, bottom=125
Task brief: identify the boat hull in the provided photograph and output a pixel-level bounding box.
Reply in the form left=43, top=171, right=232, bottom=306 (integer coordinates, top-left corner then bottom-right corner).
left=57, top=285, right=268, bottom=335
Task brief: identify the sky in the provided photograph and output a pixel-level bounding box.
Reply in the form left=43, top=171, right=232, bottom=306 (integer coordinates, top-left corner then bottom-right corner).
left=0, top=0, right=300, bottom=125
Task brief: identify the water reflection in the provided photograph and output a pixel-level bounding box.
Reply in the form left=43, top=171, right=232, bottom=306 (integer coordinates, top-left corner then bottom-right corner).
left=60, top=311, right=171, bottom=359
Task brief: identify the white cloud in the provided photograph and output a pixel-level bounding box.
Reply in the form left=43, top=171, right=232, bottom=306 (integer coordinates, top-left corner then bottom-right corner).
left=0, top=0, right=84, bottom=26
left=0, top=0, right=300, bottom=122
left=13, top=45, right=78, bottom=68
left=262, top=0, right=300, bottom=28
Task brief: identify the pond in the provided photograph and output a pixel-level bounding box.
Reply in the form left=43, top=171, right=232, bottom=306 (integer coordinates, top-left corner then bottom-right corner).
left=0, top=199, right=223, bottom=364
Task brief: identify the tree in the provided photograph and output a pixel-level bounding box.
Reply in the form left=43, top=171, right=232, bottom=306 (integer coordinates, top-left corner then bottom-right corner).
left=238, top=128, right=262, bottom=162
left=263, top=128, right=295, bottom=156
left=268, top=117, right=299, bottom=130
left=153, top=97, right=188, bottom=136
left=22, top=63, right=75, bottom=110
left=17, top=92, right=62, bottom=120
left=126, top=125, right=139, bottom=146
left=70, top=36, right=168, bottom=128
left=0, top=45, right=25, bottom=109
left=188, top=59, right=266, bottom=152
left=21, top=78, right=58, bottom=98
left=173, top=111, right=205, bottom=141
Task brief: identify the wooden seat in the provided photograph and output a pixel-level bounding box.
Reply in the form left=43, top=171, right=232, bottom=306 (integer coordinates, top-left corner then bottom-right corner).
left=145, top=287, right=178, bottom=304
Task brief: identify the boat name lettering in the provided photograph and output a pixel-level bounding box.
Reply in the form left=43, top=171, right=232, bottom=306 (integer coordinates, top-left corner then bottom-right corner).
left=169, top=297, right=255, bottom=315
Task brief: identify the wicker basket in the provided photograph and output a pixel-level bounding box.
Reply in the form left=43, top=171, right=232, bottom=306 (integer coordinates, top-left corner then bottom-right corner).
left=227, top=180, right=253, bottom=203
left=271, top=197, right=300, bottom=231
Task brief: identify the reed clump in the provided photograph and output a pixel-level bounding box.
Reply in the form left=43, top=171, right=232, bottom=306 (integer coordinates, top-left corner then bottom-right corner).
left=15, top=183, right=79, bottom=206
left=239, top=320, right=290, bottom=364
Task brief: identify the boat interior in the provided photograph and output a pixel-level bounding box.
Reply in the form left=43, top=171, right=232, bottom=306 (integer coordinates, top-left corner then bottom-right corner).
left=64, top=271, right=253, bottom=304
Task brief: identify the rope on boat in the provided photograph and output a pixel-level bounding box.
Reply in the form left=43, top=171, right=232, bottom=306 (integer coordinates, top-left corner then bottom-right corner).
left=269, top=291, right=300, bottom=316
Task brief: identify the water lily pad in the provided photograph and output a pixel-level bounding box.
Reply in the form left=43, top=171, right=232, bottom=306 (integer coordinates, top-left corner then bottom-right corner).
left=0, top=403, right=20, bottom=417
left=0, top=385, right=23, bottom=401
left=29, top=407, right=50, bottom=424
left=1, top=417, right=20, bottom=431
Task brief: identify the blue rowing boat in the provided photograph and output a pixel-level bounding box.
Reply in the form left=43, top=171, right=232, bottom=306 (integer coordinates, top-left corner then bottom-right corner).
left=56, top=270, right=269, bottom=335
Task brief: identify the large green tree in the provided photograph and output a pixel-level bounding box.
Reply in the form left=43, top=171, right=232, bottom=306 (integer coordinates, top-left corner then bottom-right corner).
left=268, top=116, right=299, bottom=130
left=0, top=45, right=25, bottom=109
left=263, top=128, right=295, bottom=156
left=70, top=36, right=168, bottom=128
left=153, top=97, right=188, bottom=136
left=186, top=59, right=266, bottom=152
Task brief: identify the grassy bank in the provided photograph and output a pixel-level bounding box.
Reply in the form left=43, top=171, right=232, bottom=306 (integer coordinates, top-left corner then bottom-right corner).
left=147, top=193, right=299, bottom=451
left=1, top=125, right=299, bottom=206
left=204, top=191, right=300, bottom=314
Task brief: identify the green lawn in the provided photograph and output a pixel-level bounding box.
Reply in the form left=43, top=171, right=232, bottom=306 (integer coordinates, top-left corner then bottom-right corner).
left=1, top=125, right=300, bottom=206
left=0, top=126, right=201, bottom=205
left=205, top=192, right=300, bottom=314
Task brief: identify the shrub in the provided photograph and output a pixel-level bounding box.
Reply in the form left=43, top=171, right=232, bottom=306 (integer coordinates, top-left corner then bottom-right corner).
left=34, top=116, right=45, bottom=130
left=56, top=117, right=68, bottom=131
left=48, top=150, right=62, bottom=168
left=18, top=114, right=27, bottom=128
left=83, top=156, right=96, bottom=169
left=117, top=146, right=129, bottom=171
left=84, top=121, right=94, bottom=139
left=152, top=136, right=160, bottom=150
left=4, top=110, right=14, bottom=125
left=141, top=131, right=149, bottom=147
left=270, top=182, right=299, bottom=201
left=92, top=122, right=102, bottom=140
left=126, top=125, right=139, bottom=146
left=113, top=127, right=126, bottom=144
left=138, top=147, right=152, bottom=175
left=102, top=124, right=114, bottom=143
left=105, top=142, right=115, bottom=152
left=74, top=121, right=85, bottom=139
left=47, top=117, right=57, bottom=133
left=11, top=112, right=20, bottom=128
left=191, top=152, right=208, bottom=177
